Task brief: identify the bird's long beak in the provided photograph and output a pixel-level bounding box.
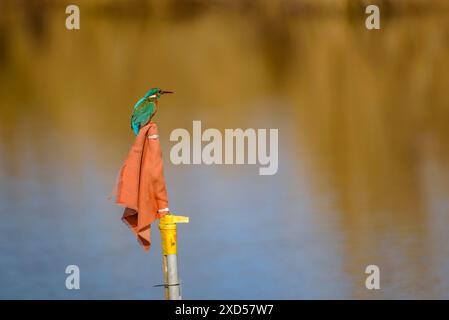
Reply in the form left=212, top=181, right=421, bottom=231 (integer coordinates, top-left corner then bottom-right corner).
left=161, top=90, right=174, bottom=94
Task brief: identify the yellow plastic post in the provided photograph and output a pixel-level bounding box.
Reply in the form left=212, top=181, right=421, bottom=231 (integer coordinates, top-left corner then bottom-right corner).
left=159, top=214, right=189, bottom=255
left=159, top=214, right=189, bottom=300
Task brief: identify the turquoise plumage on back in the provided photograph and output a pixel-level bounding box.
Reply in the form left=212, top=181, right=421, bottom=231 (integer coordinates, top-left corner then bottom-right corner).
left=131, top=98, right=156, bottom=135
left=130, top=87, right=174, bottom=135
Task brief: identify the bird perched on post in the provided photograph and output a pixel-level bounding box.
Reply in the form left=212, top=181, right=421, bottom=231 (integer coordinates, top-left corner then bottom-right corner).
left=131, top=88, right=174, bottom=135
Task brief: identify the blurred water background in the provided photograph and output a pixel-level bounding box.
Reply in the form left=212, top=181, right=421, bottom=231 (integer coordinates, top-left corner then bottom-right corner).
left=1, top=0, right=449, bottom=299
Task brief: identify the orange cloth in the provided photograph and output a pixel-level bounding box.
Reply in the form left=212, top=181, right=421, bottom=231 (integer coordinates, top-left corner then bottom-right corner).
left=114, top=122, right=169, bottom=251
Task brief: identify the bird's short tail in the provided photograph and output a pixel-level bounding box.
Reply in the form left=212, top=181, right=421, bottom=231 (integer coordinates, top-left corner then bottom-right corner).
left=131, top=122, right=140, bottom=136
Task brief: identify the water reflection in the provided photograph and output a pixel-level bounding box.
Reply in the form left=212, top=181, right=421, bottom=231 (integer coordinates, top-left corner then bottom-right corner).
left=1, top=2, right=449, bottom=299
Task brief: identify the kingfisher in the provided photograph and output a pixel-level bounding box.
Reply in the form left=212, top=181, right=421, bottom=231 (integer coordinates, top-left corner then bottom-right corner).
left=130, top=87, right=174, bottom=135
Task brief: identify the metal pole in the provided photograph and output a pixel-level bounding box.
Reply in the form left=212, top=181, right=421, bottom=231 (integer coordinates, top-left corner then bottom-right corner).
left=159, top=214, right=189, bottom=300
left=162, top=255, right=169, bottom=300
left=166, top=254, right=181, bottom=299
